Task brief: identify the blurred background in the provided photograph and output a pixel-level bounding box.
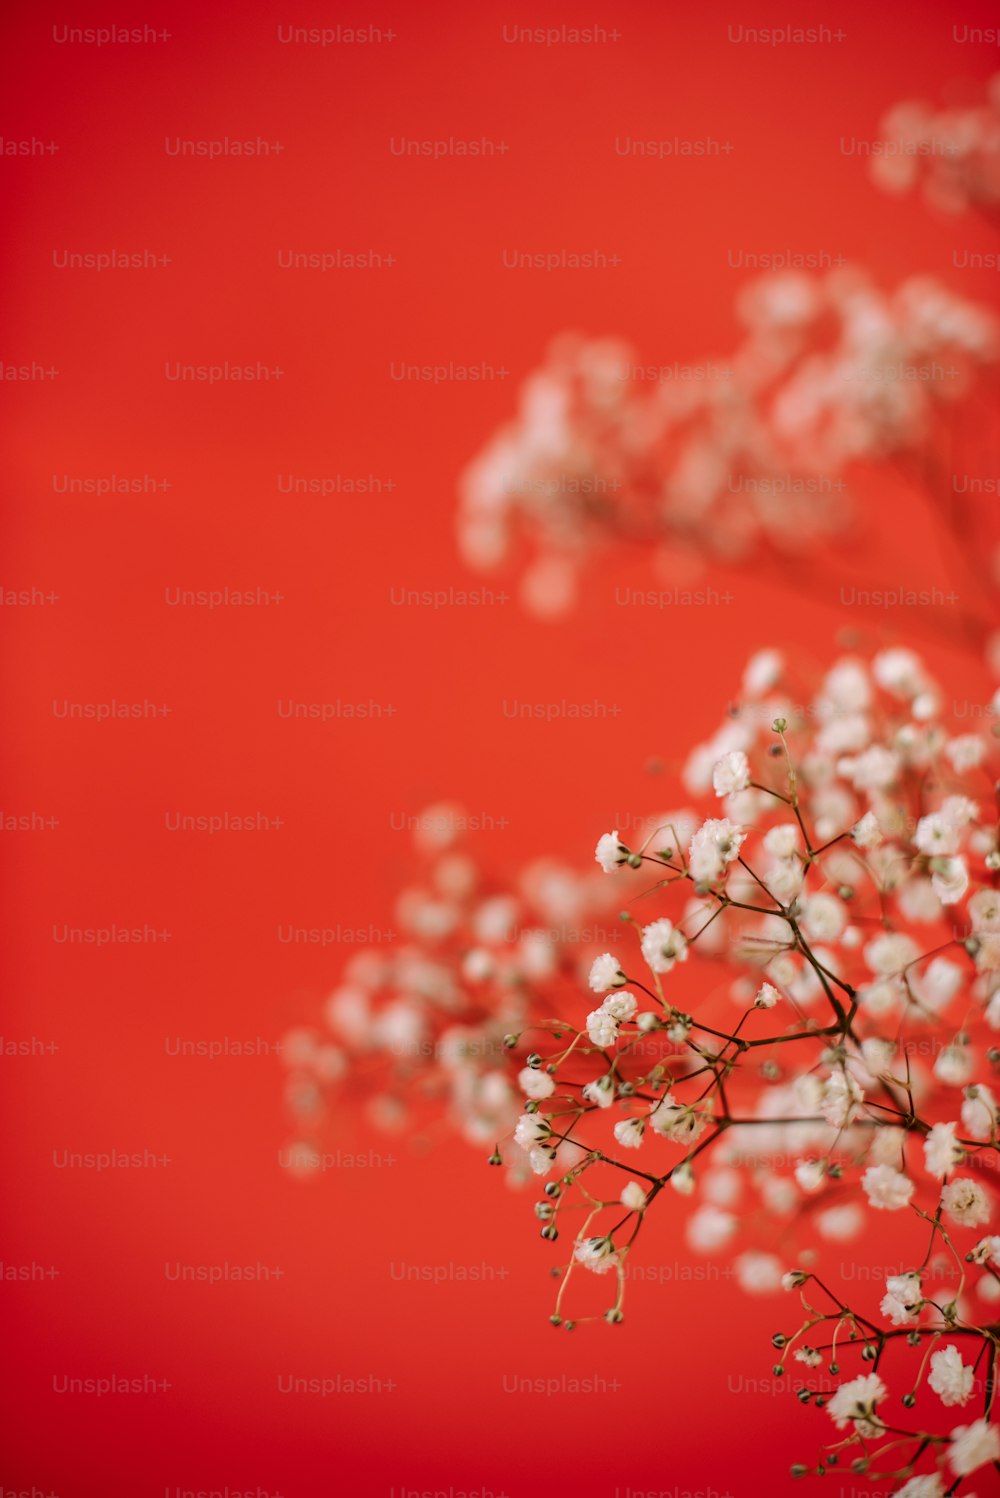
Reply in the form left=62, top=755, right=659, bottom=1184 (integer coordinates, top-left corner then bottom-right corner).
left=2, top=1, right=1000, bottom=1493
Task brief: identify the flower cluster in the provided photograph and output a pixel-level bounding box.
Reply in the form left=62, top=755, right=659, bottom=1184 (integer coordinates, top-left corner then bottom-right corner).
left=872, top=73, right=1000, bottom=216
left=280, top=803, right=631, bottom=1181
left=491, top=646, right=1000, bottom=1492
left=456, top=269, right=997, bottom=616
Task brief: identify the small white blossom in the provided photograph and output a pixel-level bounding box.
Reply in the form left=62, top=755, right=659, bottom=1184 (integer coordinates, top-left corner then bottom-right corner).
left=969, top=889, right=1000, bottom=932
left=880, top=1271, right=923, bottom=1326
left=794, top=1347, right=822, bottom=1368
left=670, top=1162, right=695, bottom=1195
left=862, top=1164, right=915, bottom=1211
left=935, top=1045, right=974, bottom=1088
left=588, top=953, right=626, bottom=993
left=734, top=1251, right=783, bottom=1293
left=945, top=735, right=986, bottom=773
left=763, top=822, right=799, bottom=859
left=931, top=856, right=969, bottom=907
left=686, top=1204, right=736, bottom=1252
left=595, top=830, right=629, bottom=873
left=640, top=918, right=689, bottom=975
left=620, top=1181, right=647, bottom=1211
left=513, top=1113, right=550, bottom=1149
left=961, top=1085, right=997, bottom=1138
left=688, top=818, right=746, bottom=884
left=827, top=1372, right=888, bottom=1436
left=915, top=812, right=961, bottom=857
left=754, top=982, right=780, bottom=1009
left=851, top=810, right=883, bottom=849
left=896, top=1474, right=944, bottom=1498
left=585, top=1007, right=620, bottom=1049
left=713, top=750, right=751, bottom=797
left=794, top=1160, right=826, bottom=1194
left=928, top=1345, right=974, bottom=1407
left=820, top=1068, right=864, bottom=1128
left=865, top=931, right=920, bottom=977
left=613, top=1117, right=645, bottom=1150
left=650, top=1094, right=708, bottom=1144
left=941, top=1177, right=991, bottom=1228
left=582, top=1075, right=614, bottom=1108
left=602, top=990, right=638, bottom=1024
left=873, top=646, right=923, bottom=697
left=924, top=1122, right=963, bottom=1178
left=948, top=1417, right=1000, bottom=1476
left=743, top=649, right=783, bottom=696
left=573, top=1236, right=618, bottom=1274
left=518, top=1066, right=555, bottom=1101
left=800, top=892, right=848, bottom=943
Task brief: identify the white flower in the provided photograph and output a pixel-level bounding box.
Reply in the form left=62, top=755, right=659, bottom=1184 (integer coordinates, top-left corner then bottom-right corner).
left=794, top=1347, right=822, bottom=1368
left=945, top=735, right=986, bottom=773
left=595, top=830, right=629, bottom=873
left=961, top=1085, right=997, bottom=1138
left=896, top=1474, right=944, bottom=1498
left=840, top=745, right=899, bottom=791
left=766, top=857, right=803, bottom=904
left=585, top=1007, right=620, bottom=1048
left=462, top=948, right=493, bottom=982
left=851, top=810, right=883, bottom=849
left=518, top=1066, right=555, bottom=1101
left=820, top=1068, right=864, bottom=1128
left=942, top=794, right=979, bottom=830
left=931, top=856, right=969, bottom=906
left=743, top=649, right=783, bottom=696
left=935, top=1045, right=974, bottom=1088
left=620, top=1181, right=647, bottom=1211
left=602, top=990, right=638, bottom=1023
left=734, top=1251, right=783, bottom=1293
left=969, top=889, right=1000, bottom=932
left=924, top=1122, right=963, bottom=1178
left=873, top=646, right=924, bottom=697
left=640, top=918, right=688, bottom=974
left=572, top=1236, right=618, bottom=1274
left=763, top=823, right=799, bottom=859
left=862, top=1164, right=915, bottom=1211
left=670, top=1161, right=695, bottom=1195
left=588, top=952, right=625, bottom=993
left=754, top=982, right=779, bottom=1009
left=686, top=1205, right=736, bottom=1252
left=613, top=1117, right=645, bottom=1150
left=650, top=1094, right=708, bottom=1143
left=976, top=933, right=1000, bottom=972
left=513, top=1113, right=551, bottom=1151
left=865, top=931, right=920, bottom=976
left=928, top=1345, right=974, bottom=1407
left=794, top=1160, right=826, bottom=1194
left=860, top=1036, right=896, bottom=1077
left=941, top=1177, right=991, bottom=1228
left=527, top=1147, right=555, bottom=1176
left=582, top=1075, right=614, bottom=1109
left=713, top=750, right=751, bottom=797
left=948, top=1417, right=1000, bottom=1476
left=827, top=1372, right=888, bottom=1436
left=915, top=812, right=961, bottom=857
left=880, top=1271, right=922, bottom=1325
left=800, top=892, right=847, bottom=942
left=689, top=818, right=746, bottom=883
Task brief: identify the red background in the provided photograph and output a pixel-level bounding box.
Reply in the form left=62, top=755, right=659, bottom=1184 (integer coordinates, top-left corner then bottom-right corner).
left=3, top=2, right=1000, bottom=1494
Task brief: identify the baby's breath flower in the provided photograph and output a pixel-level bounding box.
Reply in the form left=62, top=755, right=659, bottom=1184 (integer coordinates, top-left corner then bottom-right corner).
left=941, top=1177, right=991, bottom=1229
left=588, top=953, right=626, bottom=994
left=595, top=831, right=630, bottom=874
